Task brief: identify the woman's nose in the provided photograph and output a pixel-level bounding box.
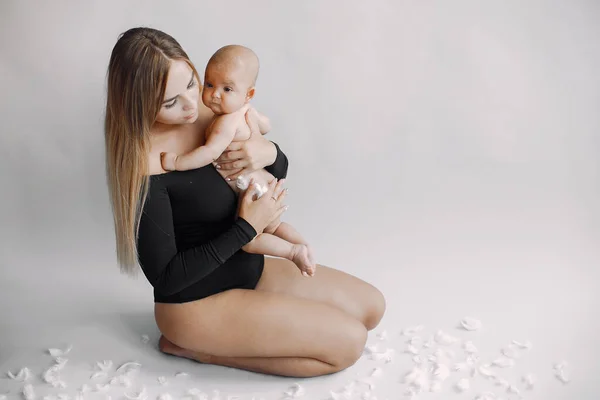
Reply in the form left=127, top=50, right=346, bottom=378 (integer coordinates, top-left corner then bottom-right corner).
left=181, top=94, right=195, bottom=110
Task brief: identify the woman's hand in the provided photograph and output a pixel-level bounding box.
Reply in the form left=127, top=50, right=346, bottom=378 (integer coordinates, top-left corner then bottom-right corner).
left=213, top=107, right=277, bottom=182
left=238, top=178, right=288, bottom=235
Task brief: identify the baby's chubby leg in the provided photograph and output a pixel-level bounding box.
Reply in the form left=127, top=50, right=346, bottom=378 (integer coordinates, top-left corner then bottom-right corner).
left=242, top=233, right=314, bottom=277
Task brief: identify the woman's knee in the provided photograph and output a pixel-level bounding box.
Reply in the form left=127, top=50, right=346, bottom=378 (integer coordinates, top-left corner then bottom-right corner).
left=328, top=318, right=368, bottom=370
left=363, top=286, right=386, bottom=331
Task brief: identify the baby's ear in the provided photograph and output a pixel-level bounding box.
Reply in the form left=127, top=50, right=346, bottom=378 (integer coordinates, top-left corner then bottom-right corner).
left=246, top=87, right=255, bottom=102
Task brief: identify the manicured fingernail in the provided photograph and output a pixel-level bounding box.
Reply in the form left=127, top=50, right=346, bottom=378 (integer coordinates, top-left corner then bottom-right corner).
left=302, top=271, right=308, bottom=277
left=226, top=177, right=231, bottom=181
left=215, top=164, right=221, bottom=169
left=284, top=205, right=289, bottom=210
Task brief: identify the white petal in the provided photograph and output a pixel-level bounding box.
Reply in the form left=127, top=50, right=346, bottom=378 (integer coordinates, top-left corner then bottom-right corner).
left=463, top=341, right=478, bottom=354
left=453, top=362, right=467, bottom=371
left=116, top=362, right=142, bottom=373
left=405, top=345, right=419, bottom=355
left=141, top=335, right=150, bottom=344
left=54, top=358, right=68, bottom=369
left=478, top=365, right=496, bottom=378
left=501, top=347, right=519, bottom=359
left=401, top=325, right=424, bottom=336
left=157, top=376, right=167, bottom=385
left=433, top=363, right=450, bottom=380
left=96, top=360, right=113, bottom=371
left=23, top=384, right=36, bottom=400
left=511, top=340, right=532, bottom=349
left=460, top=317, right=482, bottom=331
left=429, top=381, right=442, bottom=392
left=174, top=372, right=189, bottom=377
left=91, top=371, right=107, bottom=379
left=283, top=383, right=305, bottom=397
left=375, top=330, right=388, bottom=341
left=555, top=368, right=570, bottom=384
left=363, top=345, right=378, bottom=354
left=455, top=378, right=470, bottom=392
left=124, top=386, right=147, bottom=400
left=522, top=373, right=535, bottom=389
left=491, top=357, right=515, bottom=368
left=7, top=367, right=31, bottom=381
left=370, top=367, right=383, bottom=377
left=434, top=330, right=458, bottom=345
left=507, top=385, right=520, bottom=394
left=157, top=395, right=173, bottom=400
left=48, top=345, right=73, bottom=357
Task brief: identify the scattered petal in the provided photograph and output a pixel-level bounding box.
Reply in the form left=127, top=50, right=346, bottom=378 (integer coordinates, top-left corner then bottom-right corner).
left=48, top=345, right=73, bottom=357
left=511, top=340, right=532, bottom=349
left=157, top=395, right=173, bottom=400
left=23, top=384, right=36, bottom=400
left=474, top=392, right=497, bottom=400
left=460, top=317, right=482, bottom=331
left=522, top=373, right=535, bottom=389
left=376, top=330, right=388, bottom=341
left=429, top=380, right=442, bottom=392
left=412, top=355, right=424, bottom=364
left=434, top=330, right=458, bottom=345
left=463, top=341, right=478, bottom=354
left=116, top=362, right=142, bottom=374
left=507, top=385, right=520, bottom=395
left=363, top=345, right=378, bottom=354
left=91, top=371, right=107, bottom=379
left=422, top=336, right=434, bottom=348
left=124, top=386, right=147, bottom=400
left=8, top=367, right=32, bottom=381
left=54, top=358, right=68, bottom=369
left=370, top=367, right=383, bottom=377
left=409, top=336, right=422, bottom=346
left=96, top=360, right=113, bottom=371
left=157, top=376, right=167, bottom=385
left=174, top=372, right=189, bottom=377
left=478, top=364, right=496, bottom=378
left=405, top=345, right=419, bottom=355
left=284, top=383, right=305, bottom=397
left=95, top=384, right=110, bottom=391
left=453, top=362, right=467, bottom=371
left=433, top=363, right=450, bottom=381
left=501, top=348, right=519, bottom=360
left=401, top=325, right=424, bottom=336
left=455, top=378, right=470, bottom=392
left=141, top=335, right=150, bottom=344
left=370, top=348, right=395, bottom=363
left=491, top=357, right=515, bottom=368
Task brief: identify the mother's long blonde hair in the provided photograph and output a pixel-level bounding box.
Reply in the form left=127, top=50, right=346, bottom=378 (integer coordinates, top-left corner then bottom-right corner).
left=104, top=27, right=199, bottom=276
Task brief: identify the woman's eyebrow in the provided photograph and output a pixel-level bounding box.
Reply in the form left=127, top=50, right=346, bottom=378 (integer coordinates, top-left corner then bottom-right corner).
left=162, top=71, right=195, bottom=104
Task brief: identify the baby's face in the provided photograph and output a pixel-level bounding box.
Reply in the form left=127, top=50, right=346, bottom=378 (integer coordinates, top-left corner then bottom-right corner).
left=202, top=63, right=253, bottom=115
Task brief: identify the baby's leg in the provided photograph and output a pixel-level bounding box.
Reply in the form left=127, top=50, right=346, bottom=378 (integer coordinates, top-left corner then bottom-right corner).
left=242, top=234, right=314, bottom=277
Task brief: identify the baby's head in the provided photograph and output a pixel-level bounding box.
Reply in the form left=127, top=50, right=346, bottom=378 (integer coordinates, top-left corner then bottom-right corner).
left=202, top=45, right=259, bottom=115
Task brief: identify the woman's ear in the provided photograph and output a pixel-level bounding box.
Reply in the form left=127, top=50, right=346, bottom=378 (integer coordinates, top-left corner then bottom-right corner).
left=246, top=87, right=255, bottom=102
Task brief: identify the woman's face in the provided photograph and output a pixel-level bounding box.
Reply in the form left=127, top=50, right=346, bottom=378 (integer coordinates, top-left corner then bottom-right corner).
left=155, top=60, right=200, bottom=125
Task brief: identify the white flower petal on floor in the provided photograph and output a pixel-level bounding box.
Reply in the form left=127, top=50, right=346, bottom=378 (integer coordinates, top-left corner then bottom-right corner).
left=491, top=357, right=515, bottom=368
left=553, top=361, right=570, bottom=384
left=283, top=383, right=305, bottom=398
left=116, top=362, right=142, bottom=374
left=124, top=386, right=147, bottom=400
left=174, top=371, right=189, bottom=377
left=522, top=373, right=535, bottom=389
left=157, top=394, right=173, bottom=400
left=22, top=384, right=36, bottom=400
left=48, top=345, right=73, bottom=357
left=460, top=317, right=482, bottom=331
left=434, top=330, right=459, bottom=346
left=455, top=378, right=470, bottom=392
left=7, top=367, right=31, bottom=381
left=157, top=376, right=167, bottom=385
left=511, top=340, right=532, bottom=349
left=401, top=325, right=424, bottom=336
left=141, top=335, right=150, bottom=344
left=376, top=330, right=387, bottom=341
left=463, top=341, right=478, bottom=354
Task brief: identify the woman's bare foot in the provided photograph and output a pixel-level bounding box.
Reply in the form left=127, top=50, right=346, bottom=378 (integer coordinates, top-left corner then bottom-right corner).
left=290, top=244, right=315, bottom=277
left=158, top=335, right=211, bottom=363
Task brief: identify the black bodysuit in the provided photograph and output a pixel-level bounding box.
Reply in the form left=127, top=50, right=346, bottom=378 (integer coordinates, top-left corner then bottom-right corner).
left=136, top=142, right=288, bottom=303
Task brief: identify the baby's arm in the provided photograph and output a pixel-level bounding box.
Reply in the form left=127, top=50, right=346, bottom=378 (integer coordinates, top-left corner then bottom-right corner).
left=248, top=107, right=271, bottom=135
left=161, top=117, right=237, bottom=171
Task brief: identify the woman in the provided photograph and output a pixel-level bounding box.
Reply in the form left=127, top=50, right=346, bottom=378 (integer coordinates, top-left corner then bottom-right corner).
left=104, top=27, right=386, bottom=378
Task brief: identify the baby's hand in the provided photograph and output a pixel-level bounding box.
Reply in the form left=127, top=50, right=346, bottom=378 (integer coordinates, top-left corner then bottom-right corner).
left=160, top=152, right=178, bottom=171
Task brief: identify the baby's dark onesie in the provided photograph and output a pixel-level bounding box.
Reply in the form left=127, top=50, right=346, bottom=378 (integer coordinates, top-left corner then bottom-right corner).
left=137, top=143, right=288, bottom=303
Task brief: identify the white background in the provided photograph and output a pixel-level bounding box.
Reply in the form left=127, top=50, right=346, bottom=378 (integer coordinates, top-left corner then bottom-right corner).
left=1, top=1, right=598, bottom=399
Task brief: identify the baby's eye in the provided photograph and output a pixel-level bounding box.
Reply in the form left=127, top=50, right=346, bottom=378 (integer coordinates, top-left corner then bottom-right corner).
left=224, top=87, right=232, bottom=92
left=205, top=82, right=213, bottom=88
left=164, top=100, right=177, bottom=109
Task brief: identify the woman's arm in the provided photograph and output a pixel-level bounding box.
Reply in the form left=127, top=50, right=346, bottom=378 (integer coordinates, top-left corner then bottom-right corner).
left=136, top=179, right=257, bottom=296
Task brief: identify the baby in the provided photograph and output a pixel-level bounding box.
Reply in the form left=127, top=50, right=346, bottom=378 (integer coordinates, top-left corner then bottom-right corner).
left=160, top=45, right=315, bottom=277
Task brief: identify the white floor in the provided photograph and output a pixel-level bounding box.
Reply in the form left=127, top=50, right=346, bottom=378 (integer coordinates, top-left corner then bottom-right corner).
left=1, top=217, right=598, bottom=400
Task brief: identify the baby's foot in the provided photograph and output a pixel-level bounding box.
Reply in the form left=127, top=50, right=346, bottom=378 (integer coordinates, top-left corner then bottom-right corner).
left=290, top=244, right=314, bottom=277
left=306, top=244, right=316, bottom=275
left=160, top=152, right=178, bottom=171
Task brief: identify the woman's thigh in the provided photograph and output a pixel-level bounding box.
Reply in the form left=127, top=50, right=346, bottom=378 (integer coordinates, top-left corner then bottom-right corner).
left=154, top=288, right=367, bottom=367
left=255, top=257, right=386, bottom=330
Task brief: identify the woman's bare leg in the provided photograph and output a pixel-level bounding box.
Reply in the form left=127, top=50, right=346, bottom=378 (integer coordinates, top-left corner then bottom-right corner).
left=256, top=257, right=386, bottom=331
left=155, top=288, right=367, bottom=378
